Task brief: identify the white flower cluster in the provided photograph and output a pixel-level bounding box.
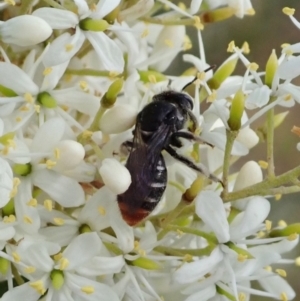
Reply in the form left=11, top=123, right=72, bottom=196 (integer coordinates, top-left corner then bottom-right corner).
left=0, top=0, right=299, bottom=301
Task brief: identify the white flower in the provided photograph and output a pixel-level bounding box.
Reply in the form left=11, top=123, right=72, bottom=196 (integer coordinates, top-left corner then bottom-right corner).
left=33, top=0, right=125, bottom=72
left=0, top=157, right=13, bottom=207
left=3, top=233, right=120, bottom=301
left=0, top=15, right=52, bottom=46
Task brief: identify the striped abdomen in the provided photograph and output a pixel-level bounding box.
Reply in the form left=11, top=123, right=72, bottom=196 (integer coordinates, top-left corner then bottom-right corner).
left=117, top=154, right=167, bottom=226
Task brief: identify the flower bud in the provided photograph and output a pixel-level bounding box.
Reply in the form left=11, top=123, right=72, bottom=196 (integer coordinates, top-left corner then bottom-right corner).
left=0, top=15, right=52, bottom=47
left=99, top=158, right=131, bottom=194
left=228, top=89, right=245, bottom=131
left=101, top=78, right=124, bottom=108
left=131, top=257, right=161, bottom=270
left=233, top=161, right=262, bottom=192
left=236, top=127, right=259, bottom=149
left=37, top=92, right=57, bottom=108
left=79, top=18, right=109, bottom=32
left=138, top=70, right=167, bottom=83
left=53, top=140, right=85, bottom=170
left=202, top=7, right=235, bottom=23
left=207, top=57, right=238, bottom=90
left=99, top=104, right=137, bottom=134
left=265, top=50, right=278, bottom=88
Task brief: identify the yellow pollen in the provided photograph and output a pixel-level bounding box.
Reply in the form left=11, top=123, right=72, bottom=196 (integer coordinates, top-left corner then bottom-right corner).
left=282, top=7, right=295, bottom=16
left=98, top=206, right=106, bottom=215
left=134, top=240, right=140, bottom=250
left=10, top=178, right=20, bottom=197
left=20, top=105, right=30, bottom=111
left=281, top=43, right=290, bottom=49
left=276, top=269, right=287, bottom=277
left=207, top=90, right=217, bottom=103
left=65, top=44, right=74, bottom=52
left=53, top=218, right=65, bottom=225
left=148, top=74, right=157, bottom=84
left=141, top=28, right=149, bottom=38
left=237, top=254, right=248, bottom=262
left=44, top=199, right=53, bottom=211
left=46, top=159, right=56, bottom=169
left=193, top=16, right=203, bottom=30
left=178, top=2, right=186, bottom=10
left=183, top=254, right=193, bottom=262
left=79, top=81, right=88, bottom=91
left=24, top=92, right=34, bottom=103
left=284, top=94, right=292, bottom=101
left=24, top=215, right=33, bottom=224
left=280, top=292, right=288, bottom=301
left=164, top=39, right=174, bottom=47
left=291, top=125, right=300, bottom=136
left=227, top=41, right=236, bottom=52
left=27, top=198, right=37, bottom=207
left=81, top=130, right=93, bottom=139
left=3, top=215, right=16, bottom=223
left=198, top=71, right=206, bottom=81
left=59, top=257, right=69, bottom=270
left=265, top=220, right=272, bottom=231
left=12, top=252, right=21, bottom=262
left=60, top=104, right=69, bottom=111
left=284, top=49, right=293, bottom=56
left=109, top=71, right=119, bottom=78
left=4, top=0, right=15, bottom=5
left=275, top=194, right=282, bottom=201
left=25, top=266, right=36, bottom=273
left=54, top=148, right=60, bottom=160
left=238, top=292, right=246, bottom=301
left=258, top=160, right=268, bottom=169
left=278, top=220, right=287, bottom=227
left=6, top=139, right=15, bottom=149
left=256, top=231, right=265, bottom=238
left=34, top=105, right=40, bottom=113
left=176, top=229, right=183, bottom=237
left=43, top=67, right=53, bottom=76
left=183, top=35, right=192, bottom=50
left=29, top=280, right=46, bottom=295
left=138, top=249, right=146, bottom=256
left=295, top=257, right=300, bottom=266
left=15, top=117, right=22, bottom=122
left=81, top=285, right=95, bottom=294
left=288, top=233, right=298, bottom=241
left=54, top=252, right=63, bottom=261
left=89, top=3, right=97, bottom=11
left=265, top=266, right=272, bottom=272
left=246, top=8, right=255, bottom=15
left=248, top=62, right=259, bottom=71
left=242, top=42, right=250, bottom=54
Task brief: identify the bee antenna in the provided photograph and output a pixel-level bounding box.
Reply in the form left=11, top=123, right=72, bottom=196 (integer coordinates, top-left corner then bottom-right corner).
left=181, top=65, right=216, bottom=91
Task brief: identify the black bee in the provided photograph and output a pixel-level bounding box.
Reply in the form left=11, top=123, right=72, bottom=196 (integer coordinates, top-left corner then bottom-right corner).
left=117, top=71, right=222, bottom=226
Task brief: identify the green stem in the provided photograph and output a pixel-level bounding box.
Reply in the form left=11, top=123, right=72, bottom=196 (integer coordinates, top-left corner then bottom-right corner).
left=154, top=245, right=213, bottom=257
left=65, top=69, right=113, bottom=77
left=267, top=105, right=275, bottom=178
left=11, top=264, right=24, bottom=285
left=221, top=130, right=238, bottom=197
left=88, top=106, right=106, bottom=132
left=77, top=42, right=93, bottom=59
left=223, top=165, right=300, bottom=202
left=90, top=141, right=105, bottom=160
left=164, top=225, right=218, bottom=244
left=139, top=16, right=196, bottom=26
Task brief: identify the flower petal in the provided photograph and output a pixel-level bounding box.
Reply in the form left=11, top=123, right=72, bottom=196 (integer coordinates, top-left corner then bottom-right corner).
left=63, top=232, right=101, bottom=270
left=33, top=8, right=79, bottom=29
left=1, top=282, right=40, bottom=301
left=85, top=31, right=124, bottom=73
left=33, top=169, right=85, bottom=207
left=94, top=0, right=121, bottom=19
left=196, top=191, right=230, bottom=243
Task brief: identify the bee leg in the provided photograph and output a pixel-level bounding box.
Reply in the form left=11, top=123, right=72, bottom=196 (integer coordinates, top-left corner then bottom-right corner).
left=170, top=131, right=214, bottom=148
left=165, top=145, right=223, bottom=186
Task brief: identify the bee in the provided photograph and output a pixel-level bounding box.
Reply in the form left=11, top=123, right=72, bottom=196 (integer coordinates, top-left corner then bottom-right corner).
left=117, top=69, right=222, bottom=226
